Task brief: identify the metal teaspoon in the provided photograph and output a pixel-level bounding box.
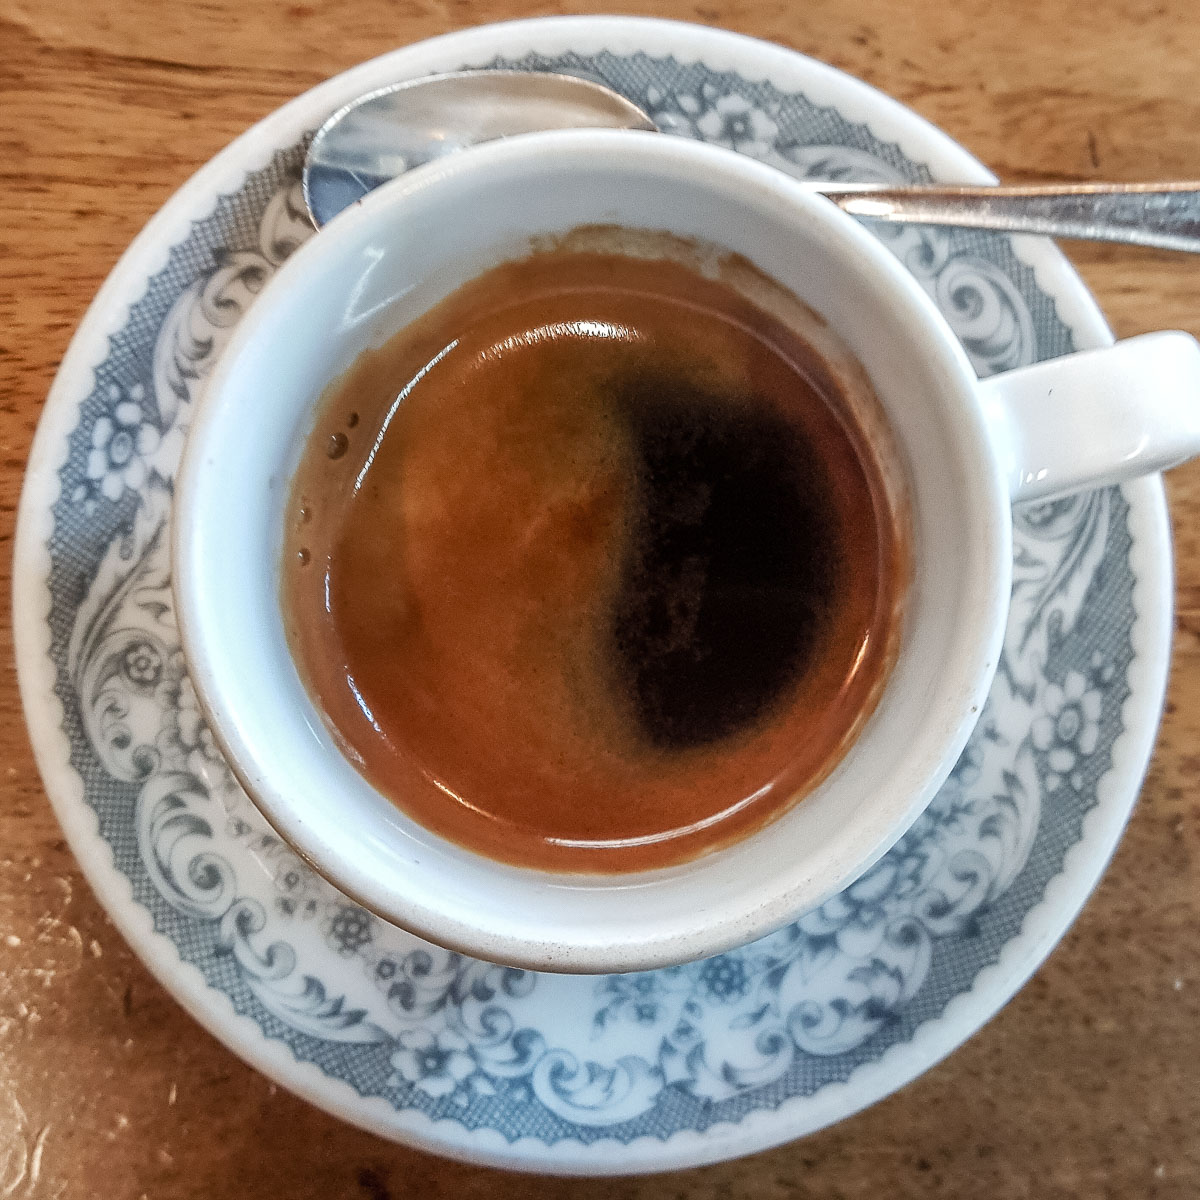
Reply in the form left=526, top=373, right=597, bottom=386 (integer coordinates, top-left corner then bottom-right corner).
left=303, top=71, right=1200, bottom=252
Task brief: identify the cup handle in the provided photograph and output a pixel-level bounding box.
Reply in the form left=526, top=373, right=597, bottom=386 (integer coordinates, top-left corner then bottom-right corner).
left=977, top=330, right=1200, bottom=503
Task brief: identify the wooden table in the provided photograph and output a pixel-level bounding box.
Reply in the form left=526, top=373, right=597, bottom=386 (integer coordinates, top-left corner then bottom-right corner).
left=2, top=1, right=1198, bottom=1195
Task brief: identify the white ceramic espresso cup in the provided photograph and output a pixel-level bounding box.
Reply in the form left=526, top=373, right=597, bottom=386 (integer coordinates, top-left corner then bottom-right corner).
left=174, top=129, right=1200, bottom=973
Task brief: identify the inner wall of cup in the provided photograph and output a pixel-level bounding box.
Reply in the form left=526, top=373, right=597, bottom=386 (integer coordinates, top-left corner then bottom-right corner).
left=184, top=134, right=1008, bottom=962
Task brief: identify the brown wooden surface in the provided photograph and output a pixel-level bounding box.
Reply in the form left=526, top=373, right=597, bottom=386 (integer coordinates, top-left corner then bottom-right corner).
left=2, top=1, right=1199, bottom=1196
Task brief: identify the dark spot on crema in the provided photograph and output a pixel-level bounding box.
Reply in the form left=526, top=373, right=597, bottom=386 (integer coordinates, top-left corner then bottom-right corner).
left=297, top=547, right=310, bottom=566
left=355, top=1167, right=391, bottom=1200
left=327, top=431, right=349, bottom=459
left=611, top=370, right=840, bottom=749
left=346, top=410, right=359, bottom=428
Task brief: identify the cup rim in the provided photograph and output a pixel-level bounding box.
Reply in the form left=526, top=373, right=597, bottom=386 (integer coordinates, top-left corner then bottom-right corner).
left=173, top=128, right=1011, bottom=972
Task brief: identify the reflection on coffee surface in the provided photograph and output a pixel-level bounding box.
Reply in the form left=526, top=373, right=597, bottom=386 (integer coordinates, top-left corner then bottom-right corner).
left=282, top=233, right=908, bottom=872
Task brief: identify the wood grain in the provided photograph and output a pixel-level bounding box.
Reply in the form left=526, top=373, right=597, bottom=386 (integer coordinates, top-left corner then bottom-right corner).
left=2, top=1, right=1199, bottom=1196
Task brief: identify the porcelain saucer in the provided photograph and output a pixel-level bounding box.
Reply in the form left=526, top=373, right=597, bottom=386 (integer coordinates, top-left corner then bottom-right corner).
left=13, top=16, right=1171, bottom=1174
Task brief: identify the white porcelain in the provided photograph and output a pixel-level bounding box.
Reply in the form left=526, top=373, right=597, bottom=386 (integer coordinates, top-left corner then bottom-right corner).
left=13, top=17, right=1181, bottom=1169
left=172, top=128, right=1200, bottom=975
left=981, top=330, right=1200, bottom=499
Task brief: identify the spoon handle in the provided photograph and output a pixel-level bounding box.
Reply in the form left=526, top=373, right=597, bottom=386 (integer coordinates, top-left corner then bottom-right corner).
left=824, top=181, right=1200, bottom=251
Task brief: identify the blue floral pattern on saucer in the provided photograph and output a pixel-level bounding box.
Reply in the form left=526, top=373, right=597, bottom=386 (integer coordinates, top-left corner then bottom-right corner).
left=29, top=34, right=1149, bottom=1165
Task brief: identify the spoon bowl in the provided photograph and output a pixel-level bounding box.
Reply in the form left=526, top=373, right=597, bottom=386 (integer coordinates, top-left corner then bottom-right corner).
left=303, top=70, right=657, bottom=228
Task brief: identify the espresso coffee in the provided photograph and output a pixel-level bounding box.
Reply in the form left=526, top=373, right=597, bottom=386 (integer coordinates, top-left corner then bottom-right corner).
left=282, top=234, right=907, bottom=873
